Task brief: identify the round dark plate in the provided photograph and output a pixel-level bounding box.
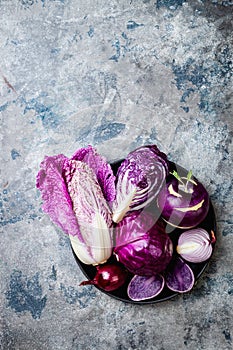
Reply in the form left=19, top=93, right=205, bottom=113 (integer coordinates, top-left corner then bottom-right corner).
left=72, top=161, right=217, bottom=304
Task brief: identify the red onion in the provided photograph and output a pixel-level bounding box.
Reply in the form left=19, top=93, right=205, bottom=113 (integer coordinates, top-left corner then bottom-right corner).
left=176, top=228, right=215, bottom=263
left=79, top=263, right=128, bottom=292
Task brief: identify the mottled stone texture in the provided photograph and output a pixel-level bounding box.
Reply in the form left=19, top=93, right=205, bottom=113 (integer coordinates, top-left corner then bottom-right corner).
left=0, top=0, right=232, bottom=349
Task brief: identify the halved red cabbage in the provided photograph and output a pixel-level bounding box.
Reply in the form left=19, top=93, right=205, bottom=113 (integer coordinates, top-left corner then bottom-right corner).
left=165, top=257, right=195, bottom=293
left=114, top=211, right=173, bottom=276
left=127, top=274, right=165, bottom=301
left=112, top=145, right=169, bottom=223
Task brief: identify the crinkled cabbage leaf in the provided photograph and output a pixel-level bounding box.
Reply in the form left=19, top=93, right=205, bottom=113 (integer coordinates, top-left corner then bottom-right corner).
left=112, top=145, right=169, bottom=223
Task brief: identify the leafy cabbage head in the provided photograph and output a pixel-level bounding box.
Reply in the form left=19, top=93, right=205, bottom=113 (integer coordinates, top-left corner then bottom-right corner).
left=36, top=146, right=115, bottom=265
left=112, top=145, right=169, bottom=223
left=114, top=211, right=173, bottom=276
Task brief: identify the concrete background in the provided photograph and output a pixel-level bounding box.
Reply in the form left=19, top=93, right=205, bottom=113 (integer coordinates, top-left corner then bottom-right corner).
left=0, top=1, right=232, bottom=349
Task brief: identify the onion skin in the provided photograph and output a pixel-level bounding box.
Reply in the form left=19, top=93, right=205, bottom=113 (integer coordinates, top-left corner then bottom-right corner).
left=79, top=263, right=128, bottom=292
left=177, top=228, right=214, bottom=263
left=157, top=173, right=209, bottom=229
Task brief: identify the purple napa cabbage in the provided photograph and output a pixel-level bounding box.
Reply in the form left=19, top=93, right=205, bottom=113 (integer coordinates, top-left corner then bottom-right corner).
left=114, top=211, right=173, bottom=276
left=36, top=145, right=115, bottom=236
left=36, top=153, right=113, bottom=264
left=36, top=146, right=116, bottom=265
left=65, top=160, right=113, bottom=264
left=112, top=145, right=169, bottom=223
left=64, top=160, right=112, bottom=229
left=71, top=145, right=116, bottom=202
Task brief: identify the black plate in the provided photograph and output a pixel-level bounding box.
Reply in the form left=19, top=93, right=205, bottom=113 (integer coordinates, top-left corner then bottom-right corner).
left=72, top=161, right=217, bottom=304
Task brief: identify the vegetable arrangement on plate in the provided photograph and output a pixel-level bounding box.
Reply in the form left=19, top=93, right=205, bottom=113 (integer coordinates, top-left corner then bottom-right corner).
left=36, top=144, right=216, bottom=302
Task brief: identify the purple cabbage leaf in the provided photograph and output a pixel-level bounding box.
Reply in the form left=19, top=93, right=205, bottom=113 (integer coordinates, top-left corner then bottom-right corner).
left=71, top=145, right=116, bottom=202
left=36, top=154, right=82, bottom=238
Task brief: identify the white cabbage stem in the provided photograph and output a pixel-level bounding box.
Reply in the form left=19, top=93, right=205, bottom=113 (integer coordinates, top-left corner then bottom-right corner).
left=67, top=160, right=113, bottom=265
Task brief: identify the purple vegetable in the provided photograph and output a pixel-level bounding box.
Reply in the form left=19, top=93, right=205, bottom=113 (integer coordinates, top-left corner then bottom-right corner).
left=80, top=263, right=128, bottom=292
left=114, top=211, right=173, bottom=276
left=36, top=146, right=115, bottom=265
left=112, top=145, right=169, bottom=223
left=36, top=145, right=115, bottom=236
left=66, top=160, right=113, bottom=265
left=157, top=170, right=209, bottom=229
left=177, top=228, right=215, bottom=263
left=127, top=274, right=165, bottom=301
left=36, top=154, right=81, bottom=237
left=165, top=257, right=195, bottom=293
left=71, top=145, right=116, bottom=202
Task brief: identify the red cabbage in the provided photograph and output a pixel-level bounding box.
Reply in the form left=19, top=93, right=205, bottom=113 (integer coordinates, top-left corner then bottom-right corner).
left=112, top=145, right=169, bottom=223
left=114, top=211, right=173, bottom=276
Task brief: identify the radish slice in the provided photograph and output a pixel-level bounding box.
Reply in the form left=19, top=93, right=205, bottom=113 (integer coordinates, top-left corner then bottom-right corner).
left=127, top=274, right=165, bottom=301
left=165, top=257, right=194, bottom=293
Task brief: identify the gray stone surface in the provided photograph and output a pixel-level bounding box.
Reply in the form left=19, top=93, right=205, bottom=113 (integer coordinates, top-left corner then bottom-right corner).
left=0, top=1, right=233, bottom=349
